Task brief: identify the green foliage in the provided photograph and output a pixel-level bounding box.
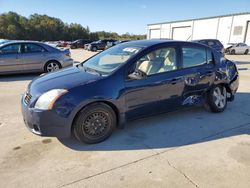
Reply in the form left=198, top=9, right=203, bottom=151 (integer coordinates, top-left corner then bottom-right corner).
left=0, top=12, right=146, bottom=41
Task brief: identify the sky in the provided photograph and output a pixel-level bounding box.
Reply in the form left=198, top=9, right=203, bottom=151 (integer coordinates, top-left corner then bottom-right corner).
left=0, top=0, right=249, bottom=35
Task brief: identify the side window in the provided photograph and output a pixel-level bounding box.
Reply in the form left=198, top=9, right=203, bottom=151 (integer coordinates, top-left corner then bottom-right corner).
left=136, top=47, right=177, bottom=76
left=239, top=43, right=246, bottom=47
left=0, top=44, right=21, bottom=54
left=24, top=44, right=45, bottom=53
left=182, top=47, right=206, bottom=68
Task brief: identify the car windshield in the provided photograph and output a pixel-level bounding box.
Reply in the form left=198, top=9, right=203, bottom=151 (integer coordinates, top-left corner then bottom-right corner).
left=81, top=44, right=142, bottom=74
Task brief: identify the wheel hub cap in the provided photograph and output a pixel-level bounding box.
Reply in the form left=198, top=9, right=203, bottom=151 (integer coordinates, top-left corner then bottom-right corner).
left=47, top=63, right=59, bottom=72
left=213, top=87, right=226, bottom=109
left=83, top=112, right=109, bottom=136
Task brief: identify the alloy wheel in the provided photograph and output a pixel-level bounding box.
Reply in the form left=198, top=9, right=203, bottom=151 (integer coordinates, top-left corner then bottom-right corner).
left=46, top=62, right=60, bottom=72
left=213, top=87, right=227, bottom=109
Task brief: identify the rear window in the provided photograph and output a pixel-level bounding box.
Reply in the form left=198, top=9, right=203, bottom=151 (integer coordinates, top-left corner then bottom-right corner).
left=24, top=44, right=45, bottom=53
left=182, top=47, right=207, bottom=68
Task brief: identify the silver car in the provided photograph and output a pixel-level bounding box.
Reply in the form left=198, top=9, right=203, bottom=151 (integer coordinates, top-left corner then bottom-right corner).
left=0, top=41, right=74, bottom=75
left=226, top=43, right=250, bottom=55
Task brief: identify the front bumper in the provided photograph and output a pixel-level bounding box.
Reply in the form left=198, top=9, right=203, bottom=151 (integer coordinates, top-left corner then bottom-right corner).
left=21, top=95, right=72, bottom=138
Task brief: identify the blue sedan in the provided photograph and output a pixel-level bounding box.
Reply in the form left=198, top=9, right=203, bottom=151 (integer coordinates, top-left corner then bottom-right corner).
left=21, top=40, right=239, bottom=144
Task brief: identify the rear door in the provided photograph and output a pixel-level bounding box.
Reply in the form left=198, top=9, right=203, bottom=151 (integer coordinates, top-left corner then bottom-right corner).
left=19, top=43, right=48, bottom=71
left=180, top=45, right=215, bottom=104
left=0, top=43, right=22, bottom=73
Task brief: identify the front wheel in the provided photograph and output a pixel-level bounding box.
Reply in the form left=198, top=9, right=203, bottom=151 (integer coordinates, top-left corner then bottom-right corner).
left=73, top=103, right=116, bottom=144
left=205, top=85, right=227, bottom=113
left=244, top=49, right=249, bottom=55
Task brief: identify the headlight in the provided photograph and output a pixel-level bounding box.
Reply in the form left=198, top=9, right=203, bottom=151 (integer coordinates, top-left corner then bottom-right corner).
left=34, top=89, right=68, bottom=110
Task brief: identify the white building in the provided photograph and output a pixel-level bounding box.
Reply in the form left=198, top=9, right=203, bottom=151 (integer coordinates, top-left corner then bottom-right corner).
left=147, top=12, right=250, bottom=45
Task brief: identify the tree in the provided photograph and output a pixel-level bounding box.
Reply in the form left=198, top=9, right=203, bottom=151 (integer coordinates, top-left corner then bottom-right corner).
left=0, top=12, right=146, bottom=41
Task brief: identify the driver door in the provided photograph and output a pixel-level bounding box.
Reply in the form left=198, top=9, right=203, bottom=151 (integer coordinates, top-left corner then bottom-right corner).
left=124, top=46, right=185, bottom=120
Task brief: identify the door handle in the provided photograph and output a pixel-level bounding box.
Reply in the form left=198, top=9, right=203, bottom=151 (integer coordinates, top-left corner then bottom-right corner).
left=170, top=77, right=182, bottom=85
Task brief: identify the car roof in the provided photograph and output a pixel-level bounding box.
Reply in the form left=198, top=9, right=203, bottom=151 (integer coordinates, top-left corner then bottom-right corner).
left=192, top=39, right=221, bottom=42
left=123, top=39, right=207, bottom=48
left=1, top=41, right=43, bottom=45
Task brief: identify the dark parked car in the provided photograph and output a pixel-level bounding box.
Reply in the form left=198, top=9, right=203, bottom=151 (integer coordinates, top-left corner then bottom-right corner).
left=70, top=39, right=93, bottom=49
left=0, top=39, right=9, bottom=45
left=193, top=39, right=224, bottom=53
left=21, top=40, right=239, bottom=144
left=88, top=39, right=117, bottom=51
left=105, top=40, right=130, bottom=49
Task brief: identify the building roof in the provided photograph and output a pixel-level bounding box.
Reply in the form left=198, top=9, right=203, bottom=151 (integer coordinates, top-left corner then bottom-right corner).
left=147, top=12, right=250, bottom=26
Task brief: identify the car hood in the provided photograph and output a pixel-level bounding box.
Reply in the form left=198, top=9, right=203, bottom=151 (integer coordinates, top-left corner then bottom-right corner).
left=28, top=66, right=101, bottom=96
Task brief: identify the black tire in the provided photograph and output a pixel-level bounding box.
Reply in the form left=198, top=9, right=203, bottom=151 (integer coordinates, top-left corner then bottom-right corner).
left=231, top=49, right=235, bottom=55
left=92, top=47, right=97, bottom=52
left=244, top=49, right=249, bottom=55
left=73, top=103, right=116, bottom=144
left=205, top=85, right=227, bottom=113
left=44, top=61, right=62, bottom=73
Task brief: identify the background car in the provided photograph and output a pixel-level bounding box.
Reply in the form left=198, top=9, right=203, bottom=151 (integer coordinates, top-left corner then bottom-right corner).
left=0, top=39, right=9, bottom=45
left=226, top=43, right=250, bottom=55
left=70, top=39, right=93, bottom=49
left=21, top=40, right=239, bottom=144
left=56, top=41, right=69, bottom=48
left=193, top=39, right=224, bottom=53
left=0, top=41, right=73, bottom=75
left=88, top=39, right=117, bottom=51
left=84, top=42, right=94, bottom=50
left=105, top=40, right=130, bottom=49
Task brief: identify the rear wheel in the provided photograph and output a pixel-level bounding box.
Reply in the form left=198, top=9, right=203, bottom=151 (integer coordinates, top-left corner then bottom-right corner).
left=244, top=49, right=249, bottom=55
left=205, top=85, right=227, bottom=113
left=45, top=61, right=61, bottom=72
left=73, top=103, right=116, bottom=144
left=92, top=47, right=97, bottom=52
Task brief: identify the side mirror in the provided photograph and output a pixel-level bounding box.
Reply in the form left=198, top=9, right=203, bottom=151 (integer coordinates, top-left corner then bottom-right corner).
left=128, top=69, right=147, bottom=80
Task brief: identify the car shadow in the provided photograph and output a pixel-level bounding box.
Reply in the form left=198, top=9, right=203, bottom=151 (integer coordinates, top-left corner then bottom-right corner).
left=0, top=73, right=40, bottom=82
left=58, top=92, right=250, bottom=151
